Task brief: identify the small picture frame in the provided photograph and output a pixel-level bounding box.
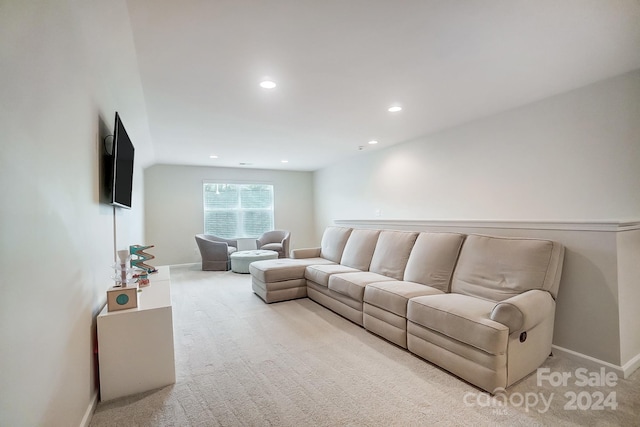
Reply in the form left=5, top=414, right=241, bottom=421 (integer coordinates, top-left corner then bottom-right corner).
left=107, top=286, right=138, bottom=311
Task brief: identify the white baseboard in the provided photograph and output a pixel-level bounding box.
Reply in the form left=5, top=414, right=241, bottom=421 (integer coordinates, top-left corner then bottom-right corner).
left=621, top=352, right=640, bottom=379
left=79, top=390, right=98, bottom=427
left=552, top=345, right=640, bottom=379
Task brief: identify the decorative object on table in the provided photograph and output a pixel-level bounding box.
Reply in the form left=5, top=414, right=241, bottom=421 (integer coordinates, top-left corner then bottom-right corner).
left=133, top=270, right=150, bottom=287
left=106, top=286, right=138, bottom=311
left=129, top=244, right=158, bottom=273
left=112, top=249, right=135, bottom=287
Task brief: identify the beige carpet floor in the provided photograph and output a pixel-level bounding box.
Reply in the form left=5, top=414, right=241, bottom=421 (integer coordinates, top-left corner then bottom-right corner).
left=90, top=264, right=640, bottom=426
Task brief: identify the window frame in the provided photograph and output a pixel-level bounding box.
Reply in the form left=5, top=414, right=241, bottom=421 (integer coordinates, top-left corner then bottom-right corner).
left=202, top=180, right=275, bottom=238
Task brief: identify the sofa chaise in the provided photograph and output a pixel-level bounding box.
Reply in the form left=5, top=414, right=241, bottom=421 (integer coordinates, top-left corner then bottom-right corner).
left=249, top=226, right=565, bottom=393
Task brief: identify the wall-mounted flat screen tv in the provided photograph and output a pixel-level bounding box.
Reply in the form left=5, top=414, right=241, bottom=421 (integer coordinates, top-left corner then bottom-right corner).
left=110, top=112, right=135, bottom=209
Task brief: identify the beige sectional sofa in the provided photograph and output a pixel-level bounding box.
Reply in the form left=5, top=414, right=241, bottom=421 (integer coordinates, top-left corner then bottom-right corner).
left=249, top=226, right=565, bottom=393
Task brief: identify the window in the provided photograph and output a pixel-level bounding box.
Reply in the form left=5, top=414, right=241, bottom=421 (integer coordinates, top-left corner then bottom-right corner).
left=203, top=183, right=274, bottom=238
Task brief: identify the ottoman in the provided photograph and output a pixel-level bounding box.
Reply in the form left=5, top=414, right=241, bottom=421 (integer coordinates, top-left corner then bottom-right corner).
left=230, top=250, right=279, bottom=273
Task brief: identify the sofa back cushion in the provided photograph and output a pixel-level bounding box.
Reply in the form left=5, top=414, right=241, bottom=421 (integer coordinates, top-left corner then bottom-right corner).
left=320, top=227, right=353, bottom=263
left=403, top=232, right=465, bottom=291
left=451, top=234, right=565, bottom=301
left=369, top=231, right=418, bottom=280
left=340, top=229, right=381, bottom=271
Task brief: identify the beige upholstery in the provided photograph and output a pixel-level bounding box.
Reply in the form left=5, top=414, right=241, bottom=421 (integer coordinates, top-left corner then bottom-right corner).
left=248, top=227, right=565, bottom=393
left=403, top=232, right=465, bottom=292
left=249, top=257, right=334, bottom=303
left=249, top=226, right=352, bottom=304
left=307, top=283, right=364, bottom=325
left=251, top=258, right=331, bottom=283
left=306, top=230, right=417, bottom=325
left=407, top=234, right=565, bottom=392
left=365, top=281, right=444, bottom=318
left=407, top=320, right=508, bottom=392
left=408, top=294, right=509, bottom=355
left=305, top=264, right=359, bottom=287
left=291, top=247, right=321, bottom=259
left=304, top=229, right=382, bottom=323
left=329, top=271, right=392, bottom=302
left=490, top=289, right=554, bottom=333
left=319, top=226, right=353, bottom=262
left=339, top=229, right=380, bottom=270
left=194, top=234, right=238, bottom=271
left=363, top=232, right=464, bottom=348
left=256, top=230, right=291, bottom=258
left=450, top=234, right=565, bottom=300
left=368, top=231, right=418, bottom=280
left=306, top=231, right=418, bottom=327
left=363, top=281, right=444, bottom=347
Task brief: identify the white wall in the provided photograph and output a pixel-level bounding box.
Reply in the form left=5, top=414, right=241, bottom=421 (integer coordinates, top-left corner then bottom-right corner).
left=315, top=71, right=640, bottom=370
left=144, top=164, right=315, bottom=266
left=314, top=70, right=640, bottom=232
left=0, top=1, right=152, bottom=426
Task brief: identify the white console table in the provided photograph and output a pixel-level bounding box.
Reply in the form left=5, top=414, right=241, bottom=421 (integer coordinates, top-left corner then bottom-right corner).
left=97, top=266, right=176, bottom=401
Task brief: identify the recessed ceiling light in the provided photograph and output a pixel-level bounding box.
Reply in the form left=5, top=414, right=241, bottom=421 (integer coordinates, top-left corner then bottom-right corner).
left=388, top=106, right=402, bottom=112
left=281, top=159, right=289, bottom=163
left=209, top=155, right=218, bottom=159
left=260, top=80, right=276, bottom=89
left=368, top=140, right=378, bottom=145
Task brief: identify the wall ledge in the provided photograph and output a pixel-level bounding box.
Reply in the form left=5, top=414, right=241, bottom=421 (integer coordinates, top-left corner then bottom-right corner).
left=334, top=219, right=640, bottom=232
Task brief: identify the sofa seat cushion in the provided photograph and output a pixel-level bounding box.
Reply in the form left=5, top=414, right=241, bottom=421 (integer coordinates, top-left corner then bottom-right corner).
left=364, top=281, right=444, bottom=318
left=249, top=258, right=334, bottom=283
left=407, top=294, right=509, bottom=355
left=305, top=264, right=360, bottom=287
left=328, top=272, right=394, bottom=302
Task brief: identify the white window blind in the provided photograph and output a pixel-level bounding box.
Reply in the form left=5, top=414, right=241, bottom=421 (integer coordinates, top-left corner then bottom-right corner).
left=203, top=183, right=274, bottom=238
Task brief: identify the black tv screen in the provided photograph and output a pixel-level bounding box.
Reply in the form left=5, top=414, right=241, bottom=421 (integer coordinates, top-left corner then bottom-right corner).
left=111, top=112, right=135, bottom=209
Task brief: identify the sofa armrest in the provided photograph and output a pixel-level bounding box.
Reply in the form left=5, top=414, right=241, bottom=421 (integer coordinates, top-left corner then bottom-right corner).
left=490, top=290, right=555, bottom=334
left=291, top=247, right=321, bottom=259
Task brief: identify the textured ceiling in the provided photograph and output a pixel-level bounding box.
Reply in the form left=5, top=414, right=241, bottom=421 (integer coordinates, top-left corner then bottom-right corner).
left=126, top=0, right=640, bottom=171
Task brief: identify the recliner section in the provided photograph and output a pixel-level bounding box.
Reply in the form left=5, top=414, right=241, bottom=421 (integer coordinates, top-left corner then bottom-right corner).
left=363, top=231, right=464, bottom=347
left=248, top=226, right=565, bottom=393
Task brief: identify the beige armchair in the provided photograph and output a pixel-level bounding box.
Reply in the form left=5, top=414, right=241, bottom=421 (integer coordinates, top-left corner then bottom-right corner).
left=256, top=230, right=290, bottom=258
left=195, top=234, right=238, bottom=271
